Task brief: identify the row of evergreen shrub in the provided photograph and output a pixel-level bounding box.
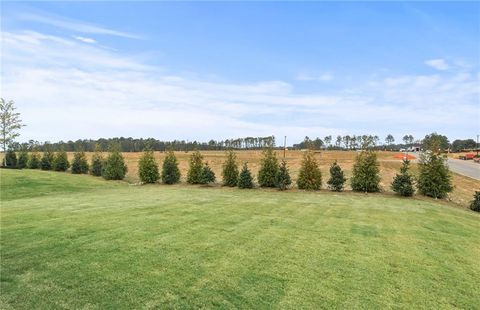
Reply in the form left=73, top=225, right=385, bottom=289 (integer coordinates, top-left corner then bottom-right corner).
left=6, top=147, right=471, bottom=210
left=390, top=152, right=454, bottom=200
left=138, top=148, right=348, bottom=191
left=9, top=146, right=127, bottom=181
left=4, top=148, right=447, bottom=194
left=389, top=153, right=480, bottom=212
left=138, top=149, right=183, bottom=185
left=138, top=149, right=232, bottom=186
left=183, top=148, right=456, bottom=201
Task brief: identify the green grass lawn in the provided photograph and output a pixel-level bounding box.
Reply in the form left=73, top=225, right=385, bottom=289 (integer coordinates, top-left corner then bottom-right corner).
left=1, top=169, right=479, bottom=309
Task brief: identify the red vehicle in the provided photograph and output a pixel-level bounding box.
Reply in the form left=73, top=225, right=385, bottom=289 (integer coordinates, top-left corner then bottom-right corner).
left=459, top=153, right=475, bottom=160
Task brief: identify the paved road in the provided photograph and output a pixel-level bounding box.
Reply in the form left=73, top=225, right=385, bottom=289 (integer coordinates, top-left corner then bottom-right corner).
left=447, top=158, right=480, bottom=180
left=407, top=152, right=480, bottom=180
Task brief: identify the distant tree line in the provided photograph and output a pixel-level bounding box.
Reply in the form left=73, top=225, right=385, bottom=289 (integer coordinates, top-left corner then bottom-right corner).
left=9, top=133, right=478, bottom=154
left=451, top=139, right=477, bottom=152
left=293, top=133, right=478, bottom=153
left=9, top=136, right=277, bottom=152
left=293, top=134, right=408, bottom=150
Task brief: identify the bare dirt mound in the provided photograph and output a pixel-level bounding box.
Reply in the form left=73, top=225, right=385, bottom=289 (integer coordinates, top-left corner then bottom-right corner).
left=393, top=153, right=416, bottom=160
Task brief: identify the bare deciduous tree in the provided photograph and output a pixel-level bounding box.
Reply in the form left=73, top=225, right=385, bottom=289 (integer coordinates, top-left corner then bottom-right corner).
left=385, top=134, right=395, bottom=149
left=1, top=98, right=25, bottom=165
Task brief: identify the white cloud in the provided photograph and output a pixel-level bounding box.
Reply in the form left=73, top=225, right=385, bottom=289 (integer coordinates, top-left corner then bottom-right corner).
left=73, top=36, right=96, bottom=44
left=296, top=72, right=334, bottom=82
left=425, top=58, right=449, bottom=70
left=18, top=12, right=141, bottom=39
left=2, top=31, right=151, bottom=71
left=384, top=76, right=410, bottom=87
left=1, top=30, right=478, bottom=143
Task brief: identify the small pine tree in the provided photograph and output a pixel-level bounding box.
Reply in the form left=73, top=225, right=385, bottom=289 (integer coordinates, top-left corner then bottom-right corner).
left=238, top=163, right=254, bottom=189
left=275, top=160, right=292, bottom=190
left=470, top=191, right=480, bottom=212
left=17, top=150, right=28, bottom=169
left=222, top=150, right=239, bottom=187
left=161, top=150, right=181, bottom=184
left=327, top=161, right=347, bottom=192
left=102, top=145, right=127, bottom=180
left=200, top=162, right=216, bottom=185
left=138, top=148, right=160, bottom=184
left=53, top=151, right=70, bottom=172
left=71, top=151, right=89, bottom=174
left=351, top=151, right=381, bottom=192
left=40, top=150, right=54, bottom=170
left=297, top=150, right=322, bottom=190
left=4, top=149, right=17, bottom=168
left=187, top=150, right=204, bottom=184
left=391, top=159, right=415, bottom=197
left=258, top=148, right=279, bottom=187
left=417, top=152, right=452, bottom=199
left=90, top=145, right=104, bottom=176
left=28, top=151, right=41, bottom=169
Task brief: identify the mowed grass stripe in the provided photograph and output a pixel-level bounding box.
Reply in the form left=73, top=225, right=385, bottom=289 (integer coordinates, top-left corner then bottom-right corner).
left=0, top=169, right=122, bottom=202
left=1, top=170, right=479, bottom=309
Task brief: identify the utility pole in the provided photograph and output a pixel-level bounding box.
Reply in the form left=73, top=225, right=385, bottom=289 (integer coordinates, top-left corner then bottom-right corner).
left=283, top=136, right=287, bottom=159
left=477, top=134, right=479, bottom=156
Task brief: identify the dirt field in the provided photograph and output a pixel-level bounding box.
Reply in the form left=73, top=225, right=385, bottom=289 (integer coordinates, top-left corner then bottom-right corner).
left=58, top=150, right=478, bottom=208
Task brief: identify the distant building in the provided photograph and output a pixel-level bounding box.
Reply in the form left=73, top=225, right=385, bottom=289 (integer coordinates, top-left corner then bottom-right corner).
left=400, top=146, right=421, bottom=152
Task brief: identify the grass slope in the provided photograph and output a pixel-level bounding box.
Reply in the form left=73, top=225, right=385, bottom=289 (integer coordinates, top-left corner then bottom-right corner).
left=0, top=169, right=121, bottom=201
left=1, top=169, right=479, bottom=309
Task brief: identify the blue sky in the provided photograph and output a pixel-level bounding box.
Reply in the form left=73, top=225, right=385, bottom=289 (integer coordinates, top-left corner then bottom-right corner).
left=1, top=1, right=479, bottom=144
